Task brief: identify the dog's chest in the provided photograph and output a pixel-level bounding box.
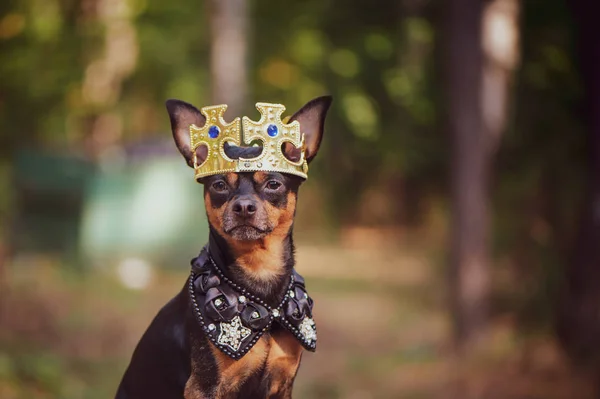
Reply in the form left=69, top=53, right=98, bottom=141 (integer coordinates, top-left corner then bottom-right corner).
left=199, top=329, right=303, bottom=398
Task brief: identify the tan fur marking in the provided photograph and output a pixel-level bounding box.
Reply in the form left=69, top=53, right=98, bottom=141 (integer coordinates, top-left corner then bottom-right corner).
left=225, top=173, right=239, bottom=187
left=186, top=333, right=303, bottom=398
left=210, top=339, right=270, bottom=397
left=265, top=331, right=303, bottom=397
left=204, top=192, right=227, bottom=238
left=206, top=333, right=302, bottom=398
left=253, top=171, right=269, bottom=185
left=184, top=373, right=206, bottom=399
left=205, top=183, right=297, bottom=285
left=227, top=192, right=296, bottom=283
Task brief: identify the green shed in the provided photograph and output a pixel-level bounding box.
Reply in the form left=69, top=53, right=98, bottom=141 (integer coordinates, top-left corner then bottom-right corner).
left=79, top=155, right=208, bottom=268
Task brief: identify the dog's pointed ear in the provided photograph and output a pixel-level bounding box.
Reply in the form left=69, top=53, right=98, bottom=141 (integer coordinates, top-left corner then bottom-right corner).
left=166, top=99, right=207, bottom=167
left=287, top=95, right=332, bottom=164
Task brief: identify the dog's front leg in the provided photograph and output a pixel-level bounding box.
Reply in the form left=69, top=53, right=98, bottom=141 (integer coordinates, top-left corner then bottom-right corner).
left=264, top=358, right=301, bottom=399
left=266, top=378, right=295, bottom=399
left=264, top=332, right=303, bottom=399
left=184, top=374, right=208, bottom=399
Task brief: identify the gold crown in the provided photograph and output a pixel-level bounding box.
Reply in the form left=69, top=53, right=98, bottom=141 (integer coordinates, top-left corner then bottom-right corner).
left=189, top=102, right=308, bottom=180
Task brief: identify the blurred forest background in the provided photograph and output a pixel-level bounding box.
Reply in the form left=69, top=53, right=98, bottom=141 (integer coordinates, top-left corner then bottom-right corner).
left=2, top=0, right=600, bottom=398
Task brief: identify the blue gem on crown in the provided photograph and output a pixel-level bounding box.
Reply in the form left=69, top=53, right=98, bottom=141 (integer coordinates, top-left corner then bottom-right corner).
left=267, top=124, right=278, bottom=137
left=208, top=125, right=220, bottom=139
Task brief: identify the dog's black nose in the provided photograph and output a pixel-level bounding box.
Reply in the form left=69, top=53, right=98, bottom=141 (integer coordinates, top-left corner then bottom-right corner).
left=232, top=198, right=257, bottom=218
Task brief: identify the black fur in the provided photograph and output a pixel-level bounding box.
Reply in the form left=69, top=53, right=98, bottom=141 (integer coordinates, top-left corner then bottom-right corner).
left=115, top=174, right=298, bottom=398
left=115, top=230, right=297, bottom=398
left=116, top=96, right=332, bottom=398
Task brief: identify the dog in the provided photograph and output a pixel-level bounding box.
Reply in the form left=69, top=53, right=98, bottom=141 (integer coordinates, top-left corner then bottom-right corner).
left=115, top=96, right=332, bottom=399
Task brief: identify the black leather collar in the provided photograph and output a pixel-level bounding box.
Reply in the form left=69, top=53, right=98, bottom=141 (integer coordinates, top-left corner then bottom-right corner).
left=189, top=247, right=317, bottom=360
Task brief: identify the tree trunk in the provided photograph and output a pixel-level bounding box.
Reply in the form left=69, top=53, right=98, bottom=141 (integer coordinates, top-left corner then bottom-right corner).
left=445, top=0, right=519, bottom=351
left=446, top=0, right=488, bottom=350
left=481, top=0, right=520, bottom=154
left=208, top=0, right=249, bottom=117
left=557, top=0, right=600, bottom=386
left=80, top=0, right=138, bottom=159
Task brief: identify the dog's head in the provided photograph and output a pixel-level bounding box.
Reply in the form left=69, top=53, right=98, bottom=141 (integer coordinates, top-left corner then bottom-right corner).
left=166, top=96, right=331, bottom=246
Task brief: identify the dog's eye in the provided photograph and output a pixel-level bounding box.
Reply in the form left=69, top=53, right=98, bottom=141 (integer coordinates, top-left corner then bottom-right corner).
left=266, top=180, right=282, bottom=191
left=212, top=181, right=228, bottom=192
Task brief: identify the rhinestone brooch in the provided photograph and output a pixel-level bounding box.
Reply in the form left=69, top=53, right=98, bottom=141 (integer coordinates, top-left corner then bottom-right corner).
left=299, top=317, right=317, bottom=342
left=217, top=316, right=251, bottom=352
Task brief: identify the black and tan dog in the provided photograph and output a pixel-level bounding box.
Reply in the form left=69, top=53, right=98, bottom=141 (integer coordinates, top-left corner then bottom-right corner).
left=115, top=96, right=332, bottom=399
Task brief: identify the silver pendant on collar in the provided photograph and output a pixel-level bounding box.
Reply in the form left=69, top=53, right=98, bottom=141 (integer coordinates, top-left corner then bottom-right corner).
left=217, top=316, right=252, bottom=352
left=299, top=316, right=317, bottom=343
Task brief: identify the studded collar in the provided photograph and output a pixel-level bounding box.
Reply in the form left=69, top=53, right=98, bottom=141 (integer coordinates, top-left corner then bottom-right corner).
left=188, top=247, right=317, bottom=360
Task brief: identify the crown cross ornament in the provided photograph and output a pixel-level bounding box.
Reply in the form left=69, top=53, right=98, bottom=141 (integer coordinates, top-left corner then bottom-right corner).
left=190, top=105, right=242, bottom=177
left=190, top=103, right=309, bottom=179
